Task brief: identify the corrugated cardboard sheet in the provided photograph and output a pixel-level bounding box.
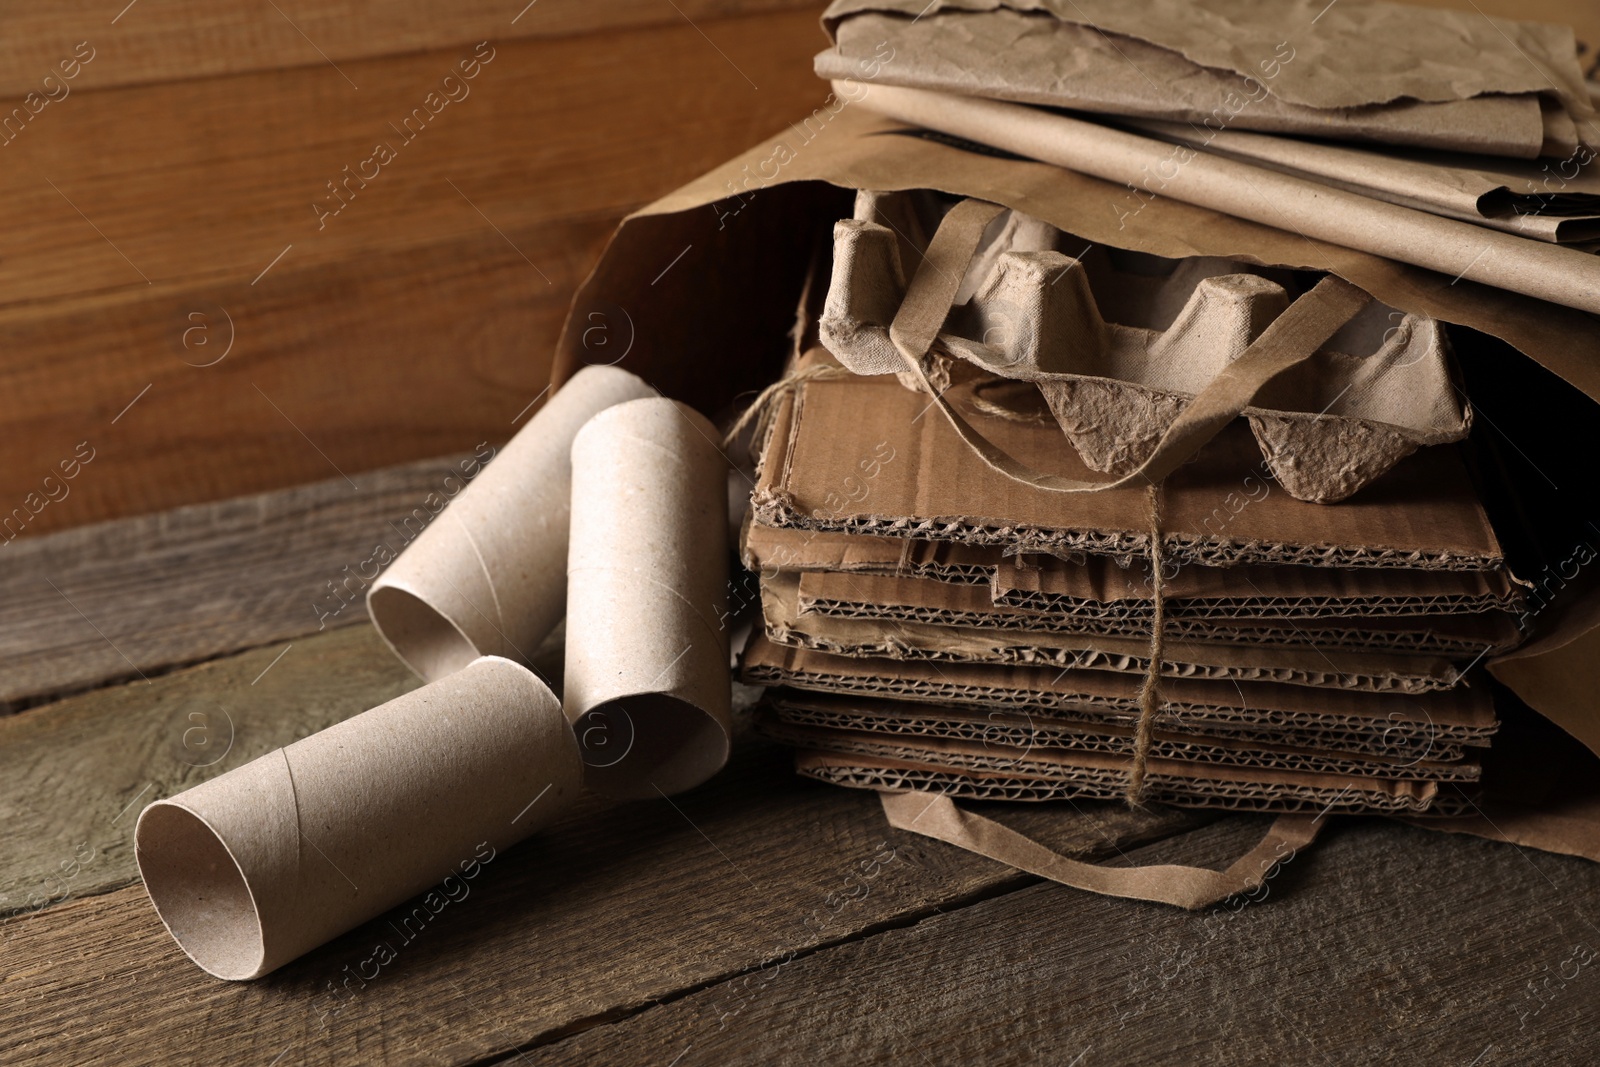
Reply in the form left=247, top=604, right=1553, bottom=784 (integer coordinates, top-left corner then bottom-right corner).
left=794, top=569, right=1521, bottom=656
left=752, top=351, right=1505, bottom=571
left=741, top=636, right=1494, bottom=757
left=759, top=694, right=1480, bottom=781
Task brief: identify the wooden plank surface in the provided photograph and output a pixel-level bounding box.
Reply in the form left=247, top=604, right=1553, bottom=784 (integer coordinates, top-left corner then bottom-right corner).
left=0, top=627, right=1196, bottom=1065
left=0, top=14, right=830, bottom=306
left=0, top=455, right=477, bottom=710
left=507, top=818, right=1600, bottom=1065
left=0, top=6, right=831, bottom=537
left=3, top=450, right=1597, bottom=1064
left=0, top=625, right=421, bottom=922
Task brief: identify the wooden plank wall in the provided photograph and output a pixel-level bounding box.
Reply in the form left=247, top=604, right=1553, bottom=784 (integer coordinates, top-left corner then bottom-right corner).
left=0, top=1, right=831, bottom=538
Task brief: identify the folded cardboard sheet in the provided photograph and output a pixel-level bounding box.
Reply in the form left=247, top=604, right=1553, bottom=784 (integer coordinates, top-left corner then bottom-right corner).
left=742, top=519, right=1525, bottom=618
left=760, top=571, right=1460, bottom=692
left=794, top=569, right=1522, bottom=657
left=740, top=636, right=1494, bottom=757
left=742, top=520, right=997, bottom=585
left=758, top=695, right=1480, bottom=782
left=793, top=747, right=1460, bottom=816
left=992, top=552, right=1523, bottom=620
left=752, top=354, right=1506, bottom=571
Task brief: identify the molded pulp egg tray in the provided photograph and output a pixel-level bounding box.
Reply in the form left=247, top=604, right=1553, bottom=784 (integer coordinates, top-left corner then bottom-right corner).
left=819, top=190, right=1472, bottom=504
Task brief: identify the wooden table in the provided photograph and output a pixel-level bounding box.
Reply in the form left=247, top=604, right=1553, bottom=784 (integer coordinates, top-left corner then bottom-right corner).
left=5, top=4, right=1600, bottom=1064
left=6, top=458, right=1600, bottom=1064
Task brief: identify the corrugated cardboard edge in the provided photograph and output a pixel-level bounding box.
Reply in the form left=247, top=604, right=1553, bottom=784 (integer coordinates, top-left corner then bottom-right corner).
left=762, top=689, right=1471, bottom=764
left=740, top=637, right=1496, bottom=752
left=794, top=750, right=1452, bottom=816
left=795, top=569, right=1522, bottom=657
left=743, top=517, right=1525, bottom=617
left=757, top=699, right=1480, bottom=781
left=761, top=571, right=1463, bottom=694
left=993, top=552, right=1523, bottom=619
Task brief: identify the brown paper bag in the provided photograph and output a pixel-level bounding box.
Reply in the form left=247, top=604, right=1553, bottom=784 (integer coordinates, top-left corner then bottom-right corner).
left=550, top=99, right=1600, bottom=861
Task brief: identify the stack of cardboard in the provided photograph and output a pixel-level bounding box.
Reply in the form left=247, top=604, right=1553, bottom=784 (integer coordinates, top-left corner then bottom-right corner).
left=737, top=190, right=1526, bottom=816
left=544, top=0, right=1600, bottom=889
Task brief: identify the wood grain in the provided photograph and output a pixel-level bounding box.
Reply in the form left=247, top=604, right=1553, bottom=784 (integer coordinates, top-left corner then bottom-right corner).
left=0, top=0, right=824, bottom=98
left=0, top=218, right=618, bottom=544
left=0, top=8, right=831, bottom=536
left=0, top=625, right=421, bottom=922
left=0, top=455, right=487, bottom=710
left=0, top=13, right=830, bottom=306
left=510, top=818, right=1600, bottom=1065
left=0, top=618, right=1198, bottom=1065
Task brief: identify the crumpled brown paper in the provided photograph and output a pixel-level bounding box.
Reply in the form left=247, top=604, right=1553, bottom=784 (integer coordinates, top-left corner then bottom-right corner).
left=818, top=0, right=1592, bottom=156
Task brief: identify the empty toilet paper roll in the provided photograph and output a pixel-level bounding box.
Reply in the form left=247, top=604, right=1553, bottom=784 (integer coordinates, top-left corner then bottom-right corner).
left=565, top=398, right=732, bottom=798
left=368, top=365, right=657, bottom=681
left=135, top=656, right=582, bottom=980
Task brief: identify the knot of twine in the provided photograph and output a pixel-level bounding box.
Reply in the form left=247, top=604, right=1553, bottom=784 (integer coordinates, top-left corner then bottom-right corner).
left=1128, top=482, right=1167, bottom=807
left=721, top=363, right=854, bottom=453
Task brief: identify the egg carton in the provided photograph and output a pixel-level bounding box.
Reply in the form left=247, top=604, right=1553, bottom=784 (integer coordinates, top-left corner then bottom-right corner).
left=819, top=190, right=1472, bottom=504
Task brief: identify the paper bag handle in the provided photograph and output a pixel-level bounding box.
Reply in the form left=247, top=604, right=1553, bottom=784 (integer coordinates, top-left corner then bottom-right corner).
left=880, top=790, right=1325, bottom=909
left=886, top=198, right=1372, bottom=493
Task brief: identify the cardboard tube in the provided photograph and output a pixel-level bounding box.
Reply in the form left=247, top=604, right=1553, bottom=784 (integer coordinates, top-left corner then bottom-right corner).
left=135, top=656, right=581, bottom=980
left=840, top=81, right=1600, bottom=316
left=368, top=366, right=657, bottom=681
left=565, top=398, right=731, bottom=798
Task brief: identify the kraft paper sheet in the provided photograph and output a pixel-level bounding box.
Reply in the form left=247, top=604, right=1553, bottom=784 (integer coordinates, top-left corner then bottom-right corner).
left=822, top=0, right=1590, bottom=114
left=1127, top=119, right=1600, bottom=243
left=839, top=82, right=1600, bottom=316
left=818, top=1, right=1591, bottom=157
left=879, top=791, right=1324, bottom=909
